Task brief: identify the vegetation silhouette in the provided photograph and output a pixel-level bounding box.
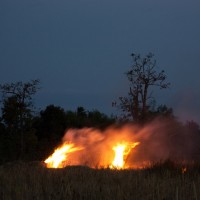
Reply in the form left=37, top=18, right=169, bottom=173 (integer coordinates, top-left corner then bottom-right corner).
left=116, top=53, right=170, bottom=122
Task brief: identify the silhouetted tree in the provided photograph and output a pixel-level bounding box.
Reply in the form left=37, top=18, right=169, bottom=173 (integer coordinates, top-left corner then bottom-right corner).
left=77, top=106, right=87, bottom=117
left=118, top=53, right=170, bottom=122
left=147, top=104, right=174, bottom=121
left=156, top=105, right=173, bottom=116
left=65, top=110, right=77, bottom=128
left=35, top=105, right=67, bottom=140
left=33, top=105, right=67, bottom=159
left=0, top=79, right=40, bottom=159
left=87, top=110, right=115, bottom=128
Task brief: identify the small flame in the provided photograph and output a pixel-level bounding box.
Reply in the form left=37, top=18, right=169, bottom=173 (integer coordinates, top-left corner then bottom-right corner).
left=44, top=142, right=83, bottom=168
left=182, top=167, right=187, bottom=174
left=111, top=142, right=140, bottom=169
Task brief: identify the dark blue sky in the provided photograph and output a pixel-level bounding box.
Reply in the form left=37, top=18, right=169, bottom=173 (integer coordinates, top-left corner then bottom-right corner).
left=0, top=0, right=200, bottom=122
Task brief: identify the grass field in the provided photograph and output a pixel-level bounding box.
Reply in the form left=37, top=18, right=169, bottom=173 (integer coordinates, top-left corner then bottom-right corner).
left=0, top=161, right=199, bottom=200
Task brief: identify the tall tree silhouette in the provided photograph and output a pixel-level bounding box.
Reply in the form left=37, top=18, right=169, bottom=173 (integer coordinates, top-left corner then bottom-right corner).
left=0, top=79, right=40, bottom=159
left=118, top=53, right=170, bottom=122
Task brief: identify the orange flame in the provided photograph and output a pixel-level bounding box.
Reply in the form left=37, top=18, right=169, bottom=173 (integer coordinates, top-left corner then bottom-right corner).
left=44, top=142, right=83, bottom=168
left=111, top=142, right=140, bottom=169
left=44, top=140, right=140, bottom=169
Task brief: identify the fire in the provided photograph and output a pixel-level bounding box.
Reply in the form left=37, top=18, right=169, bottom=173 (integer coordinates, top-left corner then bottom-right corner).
left=44, top=127, right=141, bottom=169
left=44, top=140, right=140, bottom=169
left=44, top=142, right=83, bottom=168
left=111, top=142, right=140, bottom=169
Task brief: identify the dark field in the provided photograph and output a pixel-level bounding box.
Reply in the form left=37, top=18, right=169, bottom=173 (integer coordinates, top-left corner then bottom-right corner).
left=0, top=161, right=200, bottom=200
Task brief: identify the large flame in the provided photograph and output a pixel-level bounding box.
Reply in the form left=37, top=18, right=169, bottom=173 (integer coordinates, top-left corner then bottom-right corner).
left=111, top=142, right=140, bottom=169
left=44, top=140, right=140, bottom=169
left=44, top=127, right=143, bottom=169
left=44, top=142, right=83, bottom=168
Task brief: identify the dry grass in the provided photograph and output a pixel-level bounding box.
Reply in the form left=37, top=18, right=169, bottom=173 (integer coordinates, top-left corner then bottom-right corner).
left=0, top=161, right=200, bottom=200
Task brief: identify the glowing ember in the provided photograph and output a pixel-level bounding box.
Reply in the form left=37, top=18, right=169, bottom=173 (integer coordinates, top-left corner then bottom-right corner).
left=111, top=142, right=140, bottom=169
left=44, top=142, right=83, bottom=168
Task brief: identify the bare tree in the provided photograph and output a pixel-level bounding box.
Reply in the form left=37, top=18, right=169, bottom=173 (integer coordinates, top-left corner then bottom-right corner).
left=118, top=53, right=170, bottom=122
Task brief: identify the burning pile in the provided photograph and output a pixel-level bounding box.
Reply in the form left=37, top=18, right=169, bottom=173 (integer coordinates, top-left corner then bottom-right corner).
left=44, top=126, right=140, bottom=169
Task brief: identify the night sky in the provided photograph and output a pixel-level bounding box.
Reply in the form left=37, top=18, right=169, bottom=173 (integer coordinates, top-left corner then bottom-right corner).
left=0, top=0, right=200, bottom=123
